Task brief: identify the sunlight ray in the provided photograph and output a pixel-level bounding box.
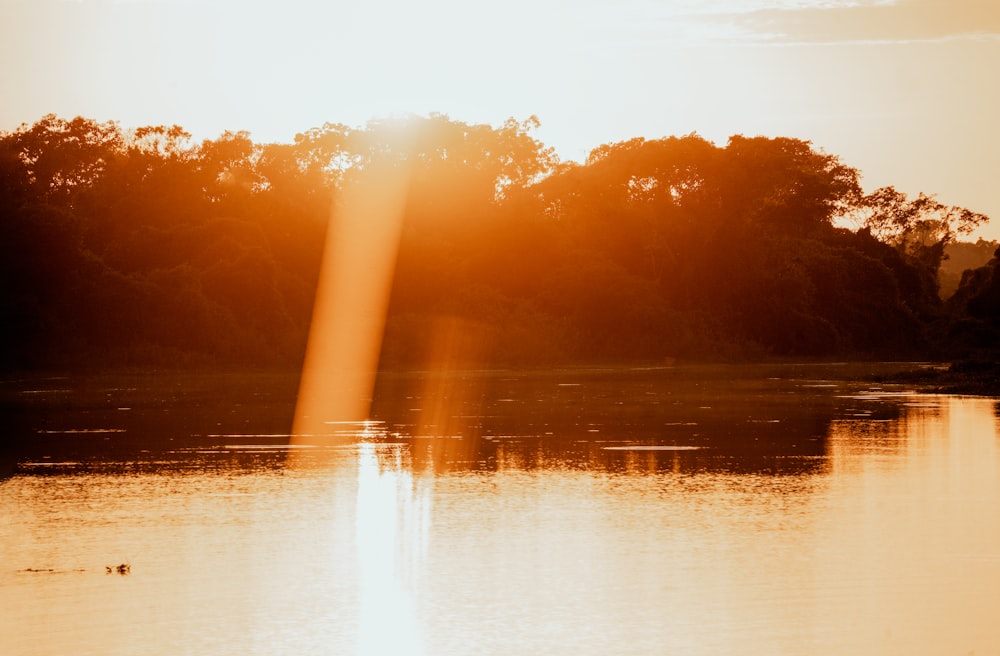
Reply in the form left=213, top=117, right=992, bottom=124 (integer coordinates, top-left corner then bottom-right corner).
left=291, top=154, right=412, bottom=445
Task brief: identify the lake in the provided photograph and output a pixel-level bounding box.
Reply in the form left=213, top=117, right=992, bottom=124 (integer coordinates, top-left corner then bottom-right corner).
left=2, top=364, right=999, bottom=655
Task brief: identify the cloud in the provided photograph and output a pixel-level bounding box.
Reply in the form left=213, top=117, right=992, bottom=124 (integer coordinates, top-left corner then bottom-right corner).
left=704, top=0, right=1000, bottom=45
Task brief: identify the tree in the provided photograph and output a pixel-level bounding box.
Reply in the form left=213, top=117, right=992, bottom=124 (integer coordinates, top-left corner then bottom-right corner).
left=851, top=186, right=987, bottom=245
left=846, top=186, right=989, bottom=302
left=940, top=239, right=999, bottom=299
left=719, top=135, right=861, bottom=235
left=2, top=112, right=993, bottom=368
left=128, top=124, right=193, bottom=158
left=945, top=247, right=1000, bottom=355
left=526, top=134, right=717, bottom=284
left=2, top=114, right=123, bottom=201
left=353, top=115, right=558, bottom=317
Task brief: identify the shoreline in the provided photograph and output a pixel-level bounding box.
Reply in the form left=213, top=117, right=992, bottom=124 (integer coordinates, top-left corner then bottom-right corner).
left=872, top=360, right=1000, bottom=397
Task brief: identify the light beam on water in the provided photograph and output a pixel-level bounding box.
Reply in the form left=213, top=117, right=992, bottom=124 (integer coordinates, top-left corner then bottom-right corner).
left=288, top=137, right=428, bottom=655
left=292, top=153, right=412, bottom=443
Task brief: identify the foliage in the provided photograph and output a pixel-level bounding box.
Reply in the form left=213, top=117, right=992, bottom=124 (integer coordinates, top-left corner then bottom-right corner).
left=940, top=238, right=999, bottom=300
left=0, top=114, right=992, bottom=370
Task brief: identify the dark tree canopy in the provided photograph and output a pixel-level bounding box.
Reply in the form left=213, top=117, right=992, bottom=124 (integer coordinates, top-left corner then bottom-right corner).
left=0, top=113, right=993, bottom=370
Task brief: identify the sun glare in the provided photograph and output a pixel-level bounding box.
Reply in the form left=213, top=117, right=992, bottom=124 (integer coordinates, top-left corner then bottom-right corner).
left=291, top=155, right=413, bottom=443
left=356, top=443, right=428, bottom=655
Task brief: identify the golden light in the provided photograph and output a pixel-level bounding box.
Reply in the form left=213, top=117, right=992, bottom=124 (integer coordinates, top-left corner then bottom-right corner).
left=355, top=443, right=429, bottom=655
left=291, top=154, right=413, bottom=444
left=287, top=135, right=429, bottom=655
left=410, top=316, right=492, bottom=473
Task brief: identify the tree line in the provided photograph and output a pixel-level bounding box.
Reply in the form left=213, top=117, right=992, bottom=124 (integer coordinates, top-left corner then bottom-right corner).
left=1, top=113, right=998, bottom=370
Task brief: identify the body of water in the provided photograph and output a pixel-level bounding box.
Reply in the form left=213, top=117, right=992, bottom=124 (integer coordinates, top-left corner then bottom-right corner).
left=2, top=365, right=999, bottom=655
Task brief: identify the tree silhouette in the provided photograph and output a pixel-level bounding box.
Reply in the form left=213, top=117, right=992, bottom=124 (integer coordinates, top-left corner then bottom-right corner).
left=0, top=113, right=993, bottom=369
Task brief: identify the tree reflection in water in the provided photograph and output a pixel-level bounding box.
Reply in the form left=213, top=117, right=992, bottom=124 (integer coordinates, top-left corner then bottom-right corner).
left=3, top=375, right=999, bottom=655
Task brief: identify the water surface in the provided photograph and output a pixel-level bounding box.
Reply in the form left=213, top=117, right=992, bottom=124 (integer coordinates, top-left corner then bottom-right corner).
left=2, top=365, right=999, bottom=655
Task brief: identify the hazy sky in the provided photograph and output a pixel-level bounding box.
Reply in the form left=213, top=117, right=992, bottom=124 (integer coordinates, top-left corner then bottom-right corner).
left=2, top=0, right=998, bottom=238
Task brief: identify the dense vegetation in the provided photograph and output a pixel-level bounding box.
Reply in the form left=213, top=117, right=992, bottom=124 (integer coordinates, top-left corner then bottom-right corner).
left=2, top=113, right=998, bottom=370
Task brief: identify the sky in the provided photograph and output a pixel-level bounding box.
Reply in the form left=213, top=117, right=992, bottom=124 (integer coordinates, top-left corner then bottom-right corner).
left=2, top=0, right=998, bottom=239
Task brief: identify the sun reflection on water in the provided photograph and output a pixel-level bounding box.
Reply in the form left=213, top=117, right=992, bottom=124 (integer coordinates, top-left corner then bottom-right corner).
left=356, top=442, right=429, bottom=656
